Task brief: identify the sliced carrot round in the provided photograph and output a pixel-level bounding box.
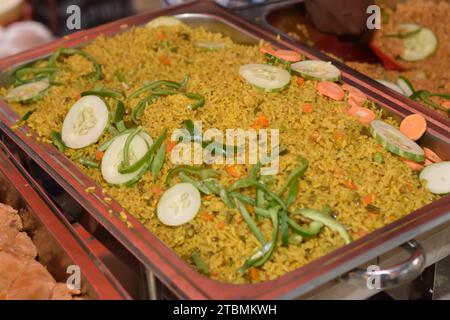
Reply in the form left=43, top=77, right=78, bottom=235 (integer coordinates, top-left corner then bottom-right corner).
left=316, top=81, right=345, bottom=101
left=346, top=106, right=376, bottom=125
left=259, top=46, right=276, bottom=56
left=423, top=147, right=443, bottom=163
left=400, top=114, right=427, bottom=141
left=273, top=50, right=302, bottom=62
left=402, top=159, right=424, bottom=171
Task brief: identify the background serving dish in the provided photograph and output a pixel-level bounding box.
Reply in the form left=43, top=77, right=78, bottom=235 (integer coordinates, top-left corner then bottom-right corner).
left=0, top=0, right=449, bottom=299
left=0, top=141, right=129, bottom=300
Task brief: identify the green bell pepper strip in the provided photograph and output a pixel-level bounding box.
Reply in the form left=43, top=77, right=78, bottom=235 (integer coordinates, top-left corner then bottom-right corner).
left=411, top=90, right=450, bottom=115
left=203, top=178, right=234, bottom=208
left=49, top=48, right=103, bottom=81
left=234, top=199, right=266, bottom=245
left=116, top=120, right=127, bottom=133
left=16, top=109, right=36, bottom=125
left=230, top=192, right=255, bottom=206
left=294, top=208, right=353, bottom=244
left=81, top=89, right=124, bottom=100
left=276, top=157, right=308, bottom=196
left=254, top=206, right=280, bottom=267
left=228, top=178, right=287, bottom=210
left=179, top=172, right=211, bottom=195
left=128, top=80, right=181, bottom=100
left=113, top=100, right=125, bottom=123
left=165, top=165, right=219, bottom=187
left=191, top=249, right=209, bottom=276
left=78, top=157, right=99, bottom=168
left=280, top=209, right=289, bottom=246
left=121, top=126, right=142, bottom=169
left=50, top=130, right=65, bottom=152
left=255, top=207, right=323, bottom=238
left=237, top=242, right=272, bottom=274
left=151, top=142, right=166, bottom=180
left=15, top=67, right=58, bottom=83
left=119, top=129, right=167, bottom=174
left=184, top=92, right=205, bottom=110
left=131, top=90, right=178, bottom=123
left=179, top=75, right=190, bottom=92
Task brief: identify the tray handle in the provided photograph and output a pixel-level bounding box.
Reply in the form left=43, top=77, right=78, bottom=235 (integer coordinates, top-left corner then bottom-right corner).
left=344, top=240, right=426, bottom=290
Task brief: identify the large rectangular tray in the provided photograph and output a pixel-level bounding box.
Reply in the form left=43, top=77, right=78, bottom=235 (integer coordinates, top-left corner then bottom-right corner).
left=0, top=0, right=449, bottom=299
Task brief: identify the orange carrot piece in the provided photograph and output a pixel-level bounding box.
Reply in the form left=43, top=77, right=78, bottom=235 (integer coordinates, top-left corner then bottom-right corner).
left=423, top=147, right=443, bottom=163
left=201, top=212, right=215, bottom=222
left=297, top=77, right=305, bottom=87
left=151, top=186, right=162, bottom=195
left=302, top=103, right=314, bottom=114
left=249, top=267, right=260, bottom=281
left=259, top=46, right=276, bottom=56
left=217, top=221, right=226, bottom=230
left=346, top=106, right=376, bottom=125
left=441, top=101, right=450, bottom=110
left=343, top=180, right=358, bottom=190
left=400, top=114, right=427, bottom=141
left=95, top=151, right=104, bottom=161
left=157, top=32, right=166, bottom=40
left=257, top=114, right=270, bottom=128
left=273, top=49, right=302, bottom=62
left=166, top=141, right=178, bottom=153
left=348, top=90, right=367, bottom=106
left=316, top=81, right=345, bottom=101
left=159, top=54, right=170, bottom=65
left=225, top=165, right=241, bottom=178
left=402, top=159, right=424, bottom=171
left=362, top=194, right=374, bottom=207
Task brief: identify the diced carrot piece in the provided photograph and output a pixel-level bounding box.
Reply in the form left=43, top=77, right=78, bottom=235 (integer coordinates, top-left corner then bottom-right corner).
left=151, top=186, right=162, bottom=195
left=302, top=103, right=314, bottom=114
left=200, top=212, right=215, bottom=222
left=402, top=159, right=424, bottom=171
left=297, top=77, right=305, bottom=87
left=343, top=180, right=358, bottom=190
left=348, top=90, right=367, bottom=107
left=354, top=229, right=368, bottom=239
left=249, top=267, right=260, bottom=281
left=246, top=205, right=255, bottom=215
left=257, top=114, right=270, bottom=128
left=400, top=114, right=427, bottom=141
left=95, top=151, right=104, bottom=161
left=166, top=141, right=178, bottom=153
left=211, top=271, right=219, bottom=277
left=273, top=49, right=302, bottom=62
left=346, top=106, right=376, bottom=125
left=225, top=165, right=241, bottom=178
left=423, top=147, right=443, bottom=163
left=217, top=221, right=226, bottom=230
left=159, top=54, right=170, bottom=65
left=442, top=101, right=450, bottom=110
left=362, top=194, right=374, bottom=207
left=157, top=32, right=166, bottom=40
left=316, top=82, right=345, bottom=101
left=235, top=215, right=243, bottom=224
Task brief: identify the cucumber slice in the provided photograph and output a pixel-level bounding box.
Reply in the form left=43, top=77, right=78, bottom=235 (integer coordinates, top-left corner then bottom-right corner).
left=386, top=23, right=422, bottom=38
left=397, top=76, right=415, bottom=97
left=61, top=95, right=109, bottom=149
left=101, top=133, right=149, bottom=185
left=290, top=60, right=341, bottom=82
left=376, top=79, right=405, bottom=95
left=401, top=27, right=438, bottom=61
left=146, top=16, right=183, bottom=28
left=419, top=161, right=450, bottom=194
left=194, top=41, right=225, bottom=51
left=239, top=64, right=291, bottom=92
left=370, top=120, right=425, bottom=162
left=5, top=79, right=49, bottom=103
left=157, top=183, right=201, bottom=226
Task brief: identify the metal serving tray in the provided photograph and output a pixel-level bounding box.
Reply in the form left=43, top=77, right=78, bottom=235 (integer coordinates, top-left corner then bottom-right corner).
left=0, top=0, right=449, bottom=299
left=236, top=0, right=450, bottom=126
left=0, top=142, right=128, bottom=300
